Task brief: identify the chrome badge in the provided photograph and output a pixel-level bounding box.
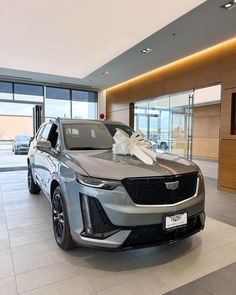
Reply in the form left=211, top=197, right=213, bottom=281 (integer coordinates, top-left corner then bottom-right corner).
left=165, top=181, right=179, bottom=190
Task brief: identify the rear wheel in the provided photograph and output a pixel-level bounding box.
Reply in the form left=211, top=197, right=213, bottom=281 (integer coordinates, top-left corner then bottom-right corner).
left=28, top=166, right=40, bottom=194
left=52, top=186, right=76, bottom=250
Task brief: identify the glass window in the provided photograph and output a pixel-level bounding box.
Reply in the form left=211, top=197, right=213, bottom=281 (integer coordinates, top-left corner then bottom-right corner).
left=104, top=123, right=133, bottom=137
left=72, top=90, right=97, bottom=102
left=0, top=102, right=33, bottom=116
left=72, top=101, right=97, bottom=119
left=62, top=123, right=113, bottom=150
left=0, top=82, right=13, bottom=100
left=14, top=83, right=43, bottom=102
left=45, top=87, right=70, bottom=119
left=72, top=90, right=98, bottom=119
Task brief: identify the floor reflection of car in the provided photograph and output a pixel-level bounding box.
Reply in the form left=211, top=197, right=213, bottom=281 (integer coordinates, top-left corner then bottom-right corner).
left=12, top=135, right=31, bottom=154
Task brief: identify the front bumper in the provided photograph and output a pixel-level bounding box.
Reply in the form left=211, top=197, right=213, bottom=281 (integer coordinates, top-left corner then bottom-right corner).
left=78, top=195, right=205, bottom=249
left=66, top=175, right=205, bottom=249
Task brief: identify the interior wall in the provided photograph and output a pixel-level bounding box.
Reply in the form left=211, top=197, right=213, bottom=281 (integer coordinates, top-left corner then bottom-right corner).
left=192, top=104, right=220, bottom=160
left=106, top=38, right=236, bottom=194
left=0, top=116, right=33, bottom=140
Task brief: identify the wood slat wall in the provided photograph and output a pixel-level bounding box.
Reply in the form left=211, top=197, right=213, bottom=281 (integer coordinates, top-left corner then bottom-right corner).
left=106, top=38, right=236, bottom=194
left=192, top=104, right=220, bottom=160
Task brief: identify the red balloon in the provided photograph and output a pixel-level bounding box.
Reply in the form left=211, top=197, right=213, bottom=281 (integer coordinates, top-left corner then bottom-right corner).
left=99, top=113, right=105, bottom=120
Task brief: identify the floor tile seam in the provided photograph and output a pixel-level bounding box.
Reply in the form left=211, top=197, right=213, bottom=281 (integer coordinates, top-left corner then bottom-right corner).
left=157, top=257, right=236, bottom=295
left=10, top=237, right=55, bottom=249
left=14, top=257, right=91, bottom=277
left=13, top=253, right=70, bottom=276
left=10, top=238, right=54, bottom=251
left=3, top=195, right=20, bottom=295
left=17, top=272, right=92, bottom=295
left=8, top=228, right=53, bottom=239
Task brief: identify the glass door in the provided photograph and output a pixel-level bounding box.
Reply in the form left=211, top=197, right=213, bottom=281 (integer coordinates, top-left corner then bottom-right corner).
left=169, top=91, right=193, bottom=159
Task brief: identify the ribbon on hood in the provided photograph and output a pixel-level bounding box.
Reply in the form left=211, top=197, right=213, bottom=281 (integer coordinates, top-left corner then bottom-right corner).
left=112, top=129, right=157, bottom=165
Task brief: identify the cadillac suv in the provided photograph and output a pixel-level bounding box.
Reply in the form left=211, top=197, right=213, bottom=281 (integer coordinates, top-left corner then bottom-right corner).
left=27, top=118, right=205, bottom=250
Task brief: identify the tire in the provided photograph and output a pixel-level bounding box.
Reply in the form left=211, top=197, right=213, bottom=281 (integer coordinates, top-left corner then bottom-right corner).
left=28, top=166, right=40, bottom=194
left=14, top=150, right=18, bottom=155
left=160, top=142, right=168, bottom=151
left=52, top=186, right=76, bottom=250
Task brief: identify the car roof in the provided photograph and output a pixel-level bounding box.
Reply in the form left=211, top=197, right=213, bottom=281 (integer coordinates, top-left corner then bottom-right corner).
left=50, top=118, right=126, bottom=126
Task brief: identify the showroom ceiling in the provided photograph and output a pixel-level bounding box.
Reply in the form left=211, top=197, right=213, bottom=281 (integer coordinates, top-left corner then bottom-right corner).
left=0, top=0, right=236, bottom=90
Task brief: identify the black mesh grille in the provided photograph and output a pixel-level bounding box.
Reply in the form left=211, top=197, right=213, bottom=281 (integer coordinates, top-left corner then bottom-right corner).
left=122, top=214, right=202, bottom=248
left=121, top=172, right=198, bottom=205
left=88, top=197, right=117, bottom=235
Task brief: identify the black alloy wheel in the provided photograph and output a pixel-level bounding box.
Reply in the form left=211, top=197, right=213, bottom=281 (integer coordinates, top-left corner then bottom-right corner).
left=52, top=187, right=76, bottom=250
left=28, top=166, right=40, bottom=194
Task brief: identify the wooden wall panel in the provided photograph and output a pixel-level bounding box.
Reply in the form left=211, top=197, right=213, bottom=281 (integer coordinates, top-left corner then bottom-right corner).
left=106, top=38, right=236, bottom=193
left=192, top=104, right=220, bottom=159
left=219, top=139, right=236, bottom=190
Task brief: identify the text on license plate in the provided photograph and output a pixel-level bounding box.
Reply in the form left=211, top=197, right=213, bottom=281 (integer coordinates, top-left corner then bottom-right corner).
left=165, top=213, right=187, bottom=229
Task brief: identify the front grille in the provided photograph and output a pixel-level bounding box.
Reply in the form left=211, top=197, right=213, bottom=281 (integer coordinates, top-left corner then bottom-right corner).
left=122, top=214, right=203, bottom=248
left=20, top=144, right=28, bottom=148
left=121, top=172, right=198, bottom=205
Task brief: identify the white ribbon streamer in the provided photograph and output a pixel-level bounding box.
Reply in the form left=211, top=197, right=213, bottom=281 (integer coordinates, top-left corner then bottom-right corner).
left=112, top=129, right=157, bottom=165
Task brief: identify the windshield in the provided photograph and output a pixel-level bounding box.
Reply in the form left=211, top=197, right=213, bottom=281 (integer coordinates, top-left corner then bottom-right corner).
left=15, top=135, right=31, bottom=141
left=104, top=124, right=133, bottom=137
left=62, top=123, right=114, bottom=150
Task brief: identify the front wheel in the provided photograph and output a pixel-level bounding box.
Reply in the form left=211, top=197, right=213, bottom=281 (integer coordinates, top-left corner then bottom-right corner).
left=28, top=166, right=40, bottom=194
left=52, top=186, right=76, bottom=250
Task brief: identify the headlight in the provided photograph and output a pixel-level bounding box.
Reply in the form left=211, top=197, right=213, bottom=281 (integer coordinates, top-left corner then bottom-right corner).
left=75, top=174, right=121, bottom=190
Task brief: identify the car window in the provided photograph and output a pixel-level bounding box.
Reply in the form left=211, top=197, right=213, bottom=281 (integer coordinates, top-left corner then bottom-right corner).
left=62, top=123, right=113, bottom=150
left=104, top=124, right=133, bottom=137
left=36, top=125, right=45, bottom=140
left=41, top=123, right=53, bottom=141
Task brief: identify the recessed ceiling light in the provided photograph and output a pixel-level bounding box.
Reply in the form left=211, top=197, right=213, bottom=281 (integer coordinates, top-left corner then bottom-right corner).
left=221, top=1, right=236, bottom=9
left=102, top=71, right=109, bottom=75
left=140, top=47, right=152, bottom=54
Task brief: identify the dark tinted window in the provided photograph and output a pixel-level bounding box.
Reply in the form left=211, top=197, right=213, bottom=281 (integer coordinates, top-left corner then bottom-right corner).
left=72, top=90, right=97, bottom=102
left=105, top=124, right=133, bottom=137
left=0, top=82, right=13, bottom=93
left=46, top=87, right=70, bottom=100
left=14, top=84, right=43, bottom=96
left=62, top=123, right=113, bottom=150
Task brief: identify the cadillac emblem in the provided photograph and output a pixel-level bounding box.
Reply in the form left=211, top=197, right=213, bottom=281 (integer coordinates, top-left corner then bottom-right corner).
left=165, top=181, right=179, bottom=190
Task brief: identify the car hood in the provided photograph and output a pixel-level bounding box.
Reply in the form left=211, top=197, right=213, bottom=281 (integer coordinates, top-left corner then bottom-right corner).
left=66, top=150, right=199, bottom=180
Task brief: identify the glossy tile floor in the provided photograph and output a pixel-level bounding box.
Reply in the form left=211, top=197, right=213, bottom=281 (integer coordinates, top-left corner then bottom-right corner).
left=1, top=171, right=236, bottom=295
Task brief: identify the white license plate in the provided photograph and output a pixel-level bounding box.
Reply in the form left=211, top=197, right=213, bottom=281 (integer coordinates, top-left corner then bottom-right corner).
left=165, top=213, right=188, bottom=229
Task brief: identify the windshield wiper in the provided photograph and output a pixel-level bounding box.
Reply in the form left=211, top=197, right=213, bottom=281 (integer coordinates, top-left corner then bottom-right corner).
left=69, top=147, right=112, bottom=150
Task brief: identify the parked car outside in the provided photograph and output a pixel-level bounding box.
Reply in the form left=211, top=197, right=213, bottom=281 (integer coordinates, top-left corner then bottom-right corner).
left=12, top=135, right=31, bottom=154
left=27, top=119, right=205, bottom=250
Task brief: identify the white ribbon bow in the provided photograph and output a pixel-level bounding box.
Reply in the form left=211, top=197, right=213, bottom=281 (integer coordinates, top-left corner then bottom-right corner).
left=112, top=129, right=157, bottom=165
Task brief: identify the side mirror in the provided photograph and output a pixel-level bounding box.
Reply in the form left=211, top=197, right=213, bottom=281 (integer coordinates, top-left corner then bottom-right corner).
left=36, top=140, right=52, bottom=152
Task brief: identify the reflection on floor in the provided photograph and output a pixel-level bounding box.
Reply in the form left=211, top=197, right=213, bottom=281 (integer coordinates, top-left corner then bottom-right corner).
left=0, top=171, right=236, bottom=295
left=0, top=144, right=27, bottom=169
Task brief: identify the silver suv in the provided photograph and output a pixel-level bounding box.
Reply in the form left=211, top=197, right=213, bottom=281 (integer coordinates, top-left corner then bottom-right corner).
left=27, top=118, right=205, bottom=250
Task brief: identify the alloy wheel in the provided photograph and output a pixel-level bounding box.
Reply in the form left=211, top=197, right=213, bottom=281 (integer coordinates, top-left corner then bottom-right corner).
left=52, top=193, right=65, bottom=242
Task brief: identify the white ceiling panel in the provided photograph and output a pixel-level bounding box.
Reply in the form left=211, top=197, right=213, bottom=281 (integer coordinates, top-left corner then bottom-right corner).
left=0, top=0, right=205, bottom=79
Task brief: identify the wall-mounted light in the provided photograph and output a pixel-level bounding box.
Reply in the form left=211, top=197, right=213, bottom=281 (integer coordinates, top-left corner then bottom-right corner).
left=102, top=71, right=109, bottom=76
left=140, top=47, right=152, bottom=54
left=221, top=0, right=236, bottom=10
